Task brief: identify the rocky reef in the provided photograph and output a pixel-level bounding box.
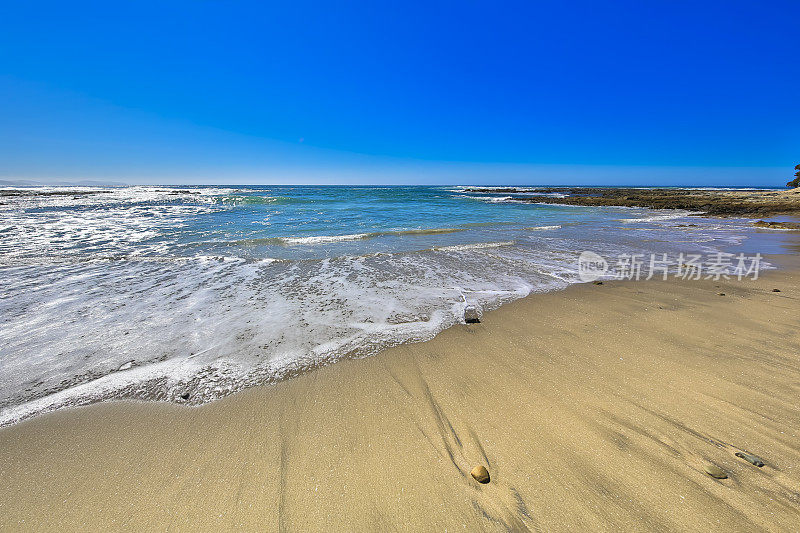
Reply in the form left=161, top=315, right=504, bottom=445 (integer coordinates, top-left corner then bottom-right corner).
left=465, top=187, right=800, bottom=217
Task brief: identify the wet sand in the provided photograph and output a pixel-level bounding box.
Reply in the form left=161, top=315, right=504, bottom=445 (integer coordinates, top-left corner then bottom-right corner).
left=2, top=260, right=800, bottom=531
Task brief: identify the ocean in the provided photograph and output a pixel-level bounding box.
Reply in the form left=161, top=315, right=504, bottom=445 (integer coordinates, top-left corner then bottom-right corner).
left=0, top=185, right=784, bottom=425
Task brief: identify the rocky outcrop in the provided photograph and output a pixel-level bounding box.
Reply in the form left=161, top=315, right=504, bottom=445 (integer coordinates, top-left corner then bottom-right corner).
left=516, top=188, right=800, bottom=217
left=753, top=220, right=800, bottom=230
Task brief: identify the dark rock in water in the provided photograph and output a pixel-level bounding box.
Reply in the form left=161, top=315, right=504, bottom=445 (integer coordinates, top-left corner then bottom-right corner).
left=464, top=305, right=482, bottom=324
left=735, top=451, right=765, bottom=467
left=772, top=288, right=781, bottom=292
left=753, top=220, right=800, bottom=230
left=471, top=465, right=490, bottom=483
left=704, top=464, right=728, bottom=479
left=180, top=392, right=190, bottom=400
left=593, top=280, right=603, bottom=285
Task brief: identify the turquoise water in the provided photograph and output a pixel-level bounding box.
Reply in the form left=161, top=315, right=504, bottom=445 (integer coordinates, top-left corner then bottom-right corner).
left=0, top=185, right=780, bottom=425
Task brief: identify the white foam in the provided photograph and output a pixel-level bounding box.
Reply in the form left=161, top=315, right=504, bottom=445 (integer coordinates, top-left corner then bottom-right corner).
left=435, top=240, right=515, bottom=251
left=461, top=195, right=522, bottom=203
left=0, top=247, right=563, bottom=426
left=619, top=211, right=700, bottom=223
left=281, top=233, right=371, bottom=245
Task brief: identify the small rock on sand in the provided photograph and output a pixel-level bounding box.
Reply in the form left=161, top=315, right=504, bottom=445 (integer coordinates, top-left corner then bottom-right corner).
left=593, top=280, right=603, bottom=285
left=464, top=305, right=482, bottom=324
left=704, top=464, right=727, bottom=479
left=717, top=292, right=725, bottom=296
left=735, top=451, right=765, bottom=467
left=772, top=288, right=781, bottom=292
left=471, top=465, right=490, bottom=484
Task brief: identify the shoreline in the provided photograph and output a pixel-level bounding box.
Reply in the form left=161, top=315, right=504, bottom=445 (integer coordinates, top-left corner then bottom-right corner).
left=2, top=231, right=790, bottom=430
left=2, top=251, right=799, bottom=530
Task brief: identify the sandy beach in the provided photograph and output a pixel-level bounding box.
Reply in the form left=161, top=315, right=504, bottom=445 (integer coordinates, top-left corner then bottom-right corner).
left=4, top=1, right=799, bottom=530
left=1, top=251, right=799, bottom=532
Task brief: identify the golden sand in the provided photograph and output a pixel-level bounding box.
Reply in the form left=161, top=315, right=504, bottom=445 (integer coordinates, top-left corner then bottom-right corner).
left=2, top=259, right=799, bottom=531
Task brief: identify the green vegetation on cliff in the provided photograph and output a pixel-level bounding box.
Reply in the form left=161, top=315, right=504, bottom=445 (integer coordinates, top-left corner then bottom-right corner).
left=788, top=164, right=800, bottom=188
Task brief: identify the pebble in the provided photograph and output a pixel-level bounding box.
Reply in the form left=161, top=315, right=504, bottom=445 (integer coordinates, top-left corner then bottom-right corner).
left=772, top=288, right=781, bottom=292
left=471, top=465, right=490, bottom=484
left=180, top=392, right=190, bottom=400
left=717, top=292, right=725, bottom=296
left=464, top=305, right=482, bottom=324
left=735, top=451, right=765, bottom=467
left=704, top=464, right=727, bottom=479
left=593, top=281, right=603, bottom=285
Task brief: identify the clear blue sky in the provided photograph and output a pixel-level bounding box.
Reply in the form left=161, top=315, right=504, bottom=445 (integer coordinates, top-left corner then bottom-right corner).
left=1, top=1, right=798, bottom=186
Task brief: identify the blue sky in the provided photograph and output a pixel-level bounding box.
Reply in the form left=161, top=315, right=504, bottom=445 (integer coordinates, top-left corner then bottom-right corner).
left=1, top=1, right=798, bottom=186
